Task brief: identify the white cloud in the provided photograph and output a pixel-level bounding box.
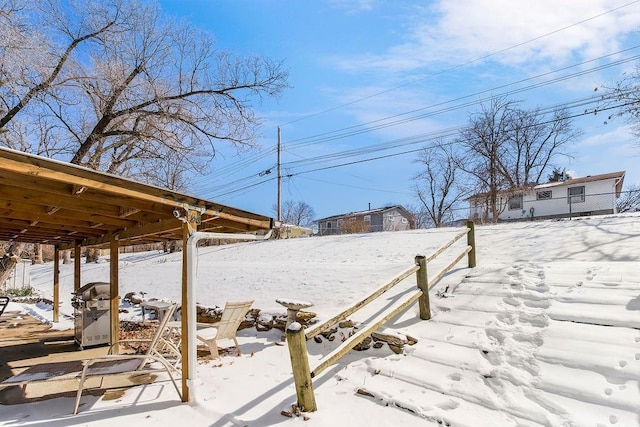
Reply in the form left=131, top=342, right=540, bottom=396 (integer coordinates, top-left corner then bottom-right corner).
left=335, top=0, right=640, bottom=72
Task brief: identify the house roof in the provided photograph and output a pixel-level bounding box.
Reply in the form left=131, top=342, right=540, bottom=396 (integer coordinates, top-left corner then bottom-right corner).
left=0, top=147, right=273, bottom=249
left=536, top=171, right=625, bottom=195
left=468, top=171, right=626, bottom=200
left=316, top=205, right=412, bottom=222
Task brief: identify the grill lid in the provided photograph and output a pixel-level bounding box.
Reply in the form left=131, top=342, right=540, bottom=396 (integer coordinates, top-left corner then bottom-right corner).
left=73, top=282, right=110, bottom=301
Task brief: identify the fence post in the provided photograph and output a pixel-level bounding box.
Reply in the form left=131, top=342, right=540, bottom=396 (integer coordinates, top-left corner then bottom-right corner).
left=286, top=322, right=317, bottom=412
left=415, top=255, right=431, bottom=320
left=466, top=220, right=476, bottom=268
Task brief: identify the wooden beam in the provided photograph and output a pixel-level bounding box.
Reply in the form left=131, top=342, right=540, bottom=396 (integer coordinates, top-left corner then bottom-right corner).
left=110, top=235, right=119, bottom=354
left=53, top=246, right=60, bottom=323
left=74, top=242, right=81, bottom=292
left=180, top=221, right=191, bottom=402
left=0, top=154, right=195, bottom=210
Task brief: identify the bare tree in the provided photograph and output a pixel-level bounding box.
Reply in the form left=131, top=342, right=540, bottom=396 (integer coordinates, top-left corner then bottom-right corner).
left=273, top=201, right=316, bottom=227
left=413, top=142, right=468, bottom=227
left=617, top=184, right=640, bottom=213
left=500, top=107, right=579, bottom=187
left=457, top=98, right=577, bottom=223
left=0, top=0, right=288, bottom=275
left=456, top=98, right=513, bottom=223
left=599, top=65, right=640, bottom=145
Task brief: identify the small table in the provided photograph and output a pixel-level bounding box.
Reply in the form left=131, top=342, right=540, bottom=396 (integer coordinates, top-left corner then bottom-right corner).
left=276, top=299, right=314, bottom=329
left=141, top=300, right=174, bottom=322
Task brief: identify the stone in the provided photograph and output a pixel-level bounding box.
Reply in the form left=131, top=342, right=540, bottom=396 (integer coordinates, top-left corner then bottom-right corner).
left=388, top=343, right=404, bottom=354
left=354, top=336, right=372, bottom=351
left=338, top=319, right=356, bottom=328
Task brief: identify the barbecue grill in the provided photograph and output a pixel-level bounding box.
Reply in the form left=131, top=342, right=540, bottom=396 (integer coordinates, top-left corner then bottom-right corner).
left=72, top=282, right=111, bottom=349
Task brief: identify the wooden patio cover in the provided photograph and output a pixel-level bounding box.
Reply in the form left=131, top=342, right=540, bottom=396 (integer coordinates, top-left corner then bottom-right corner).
left=0, top=146, right=272, bottom=248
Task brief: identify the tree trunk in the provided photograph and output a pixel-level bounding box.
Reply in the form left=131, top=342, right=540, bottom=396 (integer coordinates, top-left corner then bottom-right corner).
left=86, top=247, right=100, bottom=263
left=0, top=242, right=26, bottom=287
left=33, top=243, right=44, bottom=264
left=62, top=250, right=72, bottom=264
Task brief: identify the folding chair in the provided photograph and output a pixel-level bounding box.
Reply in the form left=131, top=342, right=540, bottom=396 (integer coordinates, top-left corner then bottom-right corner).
left=0, top=303, right=182, bottom=414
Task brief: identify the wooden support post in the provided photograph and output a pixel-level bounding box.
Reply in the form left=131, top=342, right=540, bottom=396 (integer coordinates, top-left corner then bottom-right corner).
left=180, top=213, right=197, bottom=403
left=181, top=224, right=190, bottom=403
left=466, top=220, right=476, bottom=268
left=74, top=242, right=81, bottom=292
left=415, top=255, right=431, bottom=320
left=53, top=246, right=59, bottom=323
left=286, top=322, right=317, bottom=412
left=110, top=236, right=119, bottom=353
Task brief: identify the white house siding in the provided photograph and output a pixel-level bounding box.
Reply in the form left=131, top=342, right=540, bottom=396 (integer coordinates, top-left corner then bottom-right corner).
left=499, top=178, right=619, bottom=221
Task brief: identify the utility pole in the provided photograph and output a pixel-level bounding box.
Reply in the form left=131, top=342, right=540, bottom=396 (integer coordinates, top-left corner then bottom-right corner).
left=277, top=127, right=282, bottom=223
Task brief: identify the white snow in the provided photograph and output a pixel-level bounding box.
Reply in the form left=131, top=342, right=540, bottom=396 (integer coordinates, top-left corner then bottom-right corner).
left=1, top=213, right=639, bottom=426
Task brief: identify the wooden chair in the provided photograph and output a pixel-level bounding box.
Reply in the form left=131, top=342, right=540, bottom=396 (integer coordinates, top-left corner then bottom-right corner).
left=196, top=300, right=253, bottom=359
left=0, top=303, right=182, bottom=414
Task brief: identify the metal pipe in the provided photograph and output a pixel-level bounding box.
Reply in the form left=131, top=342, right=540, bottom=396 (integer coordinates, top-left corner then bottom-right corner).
left=185, top=230, right=272, bottom=402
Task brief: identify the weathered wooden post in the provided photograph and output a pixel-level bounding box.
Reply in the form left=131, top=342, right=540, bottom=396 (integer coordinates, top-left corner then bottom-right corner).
left=415, top=255, right=431, bottom=320
left=466, top=220, right=476, bottom=268
left=286, top=322, right=317, bottom=412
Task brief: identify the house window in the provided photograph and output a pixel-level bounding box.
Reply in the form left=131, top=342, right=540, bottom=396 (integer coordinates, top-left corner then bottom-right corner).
left=508, top=195, right=523, bottom=210
left=568, top=186, right=585, bottom=203
left=401, top=217, right=408, bottom=224
left=337, top=219, right=343, bottom=227
left=364, top=215, right=371, bottom=222
left=388, top=214, right=394, bottom=221
left=536, top=190, right=552, bottom=200
left=326, top=222, right=332, bottom=229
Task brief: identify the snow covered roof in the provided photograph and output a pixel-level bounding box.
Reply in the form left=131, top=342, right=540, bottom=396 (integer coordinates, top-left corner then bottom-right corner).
left=316, top=205, right=413, bottom=222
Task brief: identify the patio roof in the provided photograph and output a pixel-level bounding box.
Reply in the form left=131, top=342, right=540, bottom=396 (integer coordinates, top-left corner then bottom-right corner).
left=0, top=147, right=273, bottom=249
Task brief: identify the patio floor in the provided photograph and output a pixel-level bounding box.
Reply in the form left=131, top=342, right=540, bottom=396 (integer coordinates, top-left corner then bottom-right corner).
left=0, top=309, right=135, bottom=406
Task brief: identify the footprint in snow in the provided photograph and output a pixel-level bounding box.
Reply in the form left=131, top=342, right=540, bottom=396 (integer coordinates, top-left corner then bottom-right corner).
left=485, top=328, right=506, bottom=345
left=435, top=399, right=459, bottom=410
left=502, top=297, right=520, bottom=307
left=448, top=373, right=461, bottom=382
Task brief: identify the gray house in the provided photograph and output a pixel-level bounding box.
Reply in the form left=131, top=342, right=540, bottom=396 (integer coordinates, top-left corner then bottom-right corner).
left=316, top=205, right=415, bottom=236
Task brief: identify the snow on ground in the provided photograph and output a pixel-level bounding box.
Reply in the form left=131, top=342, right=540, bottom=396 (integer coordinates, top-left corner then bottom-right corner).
left=1, top=213, right=639, bottom=426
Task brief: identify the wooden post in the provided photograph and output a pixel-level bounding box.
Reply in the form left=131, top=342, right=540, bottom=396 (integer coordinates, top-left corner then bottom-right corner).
left=109, top=236, right=119, bottom=354
left=180, top=212, right=197, bottom=403
left=74, top=242, right=81, bottom=292
left=415, top=255, right=430, bottom=320
left=181, top=223, right=190, bottom=403
left=53, top=246, right=59, bottom=323
left=286, top=322, right=317, bottom=412
left=466, top=220, right=476, bottom=268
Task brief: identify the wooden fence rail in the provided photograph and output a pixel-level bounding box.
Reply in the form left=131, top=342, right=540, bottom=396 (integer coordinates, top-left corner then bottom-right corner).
left=286, top=220, right=477, bottom=412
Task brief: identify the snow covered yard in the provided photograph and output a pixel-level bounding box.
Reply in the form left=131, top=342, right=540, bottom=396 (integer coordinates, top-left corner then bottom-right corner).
left=1, top=213, right=639, bottom=426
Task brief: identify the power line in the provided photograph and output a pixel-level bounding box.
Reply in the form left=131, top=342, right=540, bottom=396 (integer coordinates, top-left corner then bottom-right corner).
left=209, top=98, right=636, bottom=201
left=276, top=0, right=640, bottom=128
left=192, top=4, right=640, bottom=192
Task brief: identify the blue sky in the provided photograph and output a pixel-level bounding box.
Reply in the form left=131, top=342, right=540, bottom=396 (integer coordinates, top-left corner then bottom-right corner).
left=159, top=0, right=640, bottom=220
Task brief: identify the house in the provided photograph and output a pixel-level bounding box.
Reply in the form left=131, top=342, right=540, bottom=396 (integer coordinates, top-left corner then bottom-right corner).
left=316, top=205, right=415, bottom=235
left=468, top=171, right=625, bottom=222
